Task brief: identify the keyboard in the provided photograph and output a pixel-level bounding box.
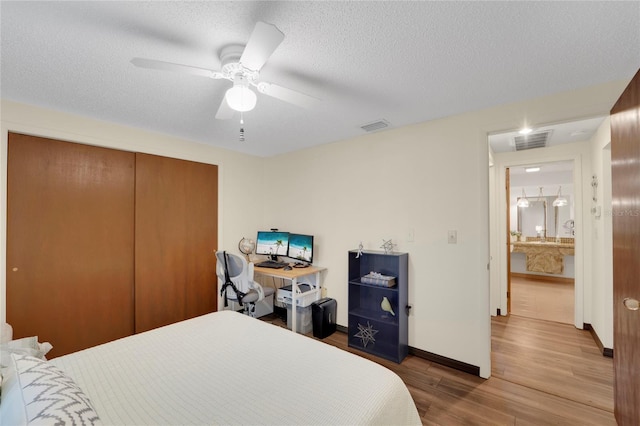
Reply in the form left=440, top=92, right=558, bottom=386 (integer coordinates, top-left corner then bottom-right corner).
left=255, top=260, right=288, bottom=269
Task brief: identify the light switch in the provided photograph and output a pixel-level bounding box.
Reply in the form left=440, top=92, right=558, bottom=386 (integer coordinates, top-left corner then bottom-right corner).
left=448, top=230, right=457, bottom=244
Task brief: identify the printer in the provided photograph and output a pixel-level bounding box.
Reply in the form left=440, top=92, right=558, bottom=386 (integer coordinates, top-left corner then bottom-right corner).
left=276, top=283, right=313, bottom=306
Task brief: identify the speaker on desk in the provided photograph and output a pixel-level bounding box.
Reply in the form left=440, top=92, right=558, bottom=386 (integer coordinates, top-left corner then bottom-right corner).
left=311, top=298, right=337, bottom=339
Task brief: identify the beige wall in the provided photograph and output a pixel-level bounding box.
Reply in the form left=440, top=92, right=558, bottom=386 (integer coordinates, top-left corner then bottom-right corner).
left=265, top=113, right=492, bottom=375
left=1, top=78, right=627, bottom=378
left=264, top=79, right=626, bottom=378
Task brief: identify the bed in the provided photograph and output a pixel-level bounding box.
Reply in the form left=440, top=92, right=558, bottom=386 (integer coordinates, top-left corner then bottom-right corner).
left=1, top=310, right=421, bottom=425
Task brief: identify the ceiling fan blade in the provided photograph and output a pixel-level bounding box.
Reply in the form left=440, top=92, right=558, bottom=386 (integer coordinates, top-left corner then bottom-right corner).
left=239, top=21, right=285, bottom=71
left=215, top=95, right=235, bottom=120
left=257, top=82, right=320, bottom=109
left=131, top=57, right=221, bottom=79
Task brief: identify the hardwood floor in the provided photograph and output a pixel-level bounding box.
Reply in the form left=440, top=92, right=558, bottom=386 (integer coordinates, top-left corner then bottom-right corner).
left=264, top=312, right=615, bottom=425
left=510, top=275, right=574, bottom=324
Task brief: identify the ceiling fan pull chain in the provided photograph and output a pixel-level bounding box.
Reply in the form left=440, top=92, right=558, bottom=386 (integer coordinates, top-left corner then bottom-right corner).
left=239, top=112, right=245, bottom=142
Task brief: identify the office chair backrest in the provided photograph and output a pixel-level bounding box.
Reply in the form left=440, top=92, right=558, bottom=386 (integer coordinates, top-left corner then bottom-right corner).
left=223, top=252, right=245, bottom=277
left=215, top=251, right=251, bottom=301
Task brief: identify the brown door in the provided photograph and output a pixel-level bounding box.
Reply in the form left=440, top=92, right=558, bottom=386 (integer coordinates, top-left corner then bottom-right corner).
left=134, top=153, right=218, bottom=333
left=611, top=68, right=640, bottom=426
left=7, top=133, right=135, bottom=358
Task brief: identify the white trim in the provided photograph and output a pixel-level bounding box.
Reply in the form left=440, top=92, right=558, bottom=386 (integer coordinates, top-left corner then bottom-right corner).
left=492, top=145, right=588, bottom=329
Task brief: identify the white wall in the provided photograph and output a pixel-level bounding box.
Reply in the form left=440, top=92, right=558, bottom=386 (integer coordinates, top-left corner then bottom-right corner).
left=589, top=118, right=614, bottom=349
left=1, top=78, right=626, bottom=379
left=0, top=99, right=266, bottom=326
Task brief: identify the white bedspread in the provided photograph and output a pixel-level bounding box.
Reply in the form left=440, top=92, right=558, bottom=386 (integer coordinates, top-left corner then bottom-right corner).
left=50, top=311, right=421, bottom=425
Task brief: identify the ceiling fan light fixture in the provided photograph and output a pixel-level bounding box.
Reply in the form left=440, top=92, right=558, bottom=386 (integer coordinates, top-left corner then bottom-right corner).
left=225, top=75, right=257, bottom=112
left=226, top=85, right=257, bottom=112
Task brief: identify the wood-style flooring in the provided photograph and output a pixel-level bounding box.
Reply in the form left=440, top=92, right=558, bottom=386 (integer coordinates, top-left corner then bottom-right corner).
left=263, top=311, right=615, bottom=425
left=510, top=275, right=574, bottom=324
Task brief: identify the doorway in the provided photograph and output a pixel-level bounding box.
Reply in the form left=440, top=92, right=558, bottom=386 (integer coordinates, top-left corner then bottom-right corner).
left=488, top=113, right=617, bottom=416
left=507, top=161, right=575, bottom=324
left=487, top=116, right=606, bottom=328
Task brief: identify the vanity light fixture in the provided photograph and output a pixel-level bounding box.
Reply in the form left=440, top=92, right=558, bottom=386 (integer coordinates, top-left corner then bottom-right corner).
left=516, top=188, right=530, bottom=208
left=525, top=167, right=540, bottom=173
left=552, top=186, right=568, bottom=207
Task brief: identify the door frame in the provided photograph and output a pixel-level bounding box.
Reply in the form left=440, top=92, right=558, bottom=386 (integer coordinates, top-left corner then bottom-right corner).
left=493, top=152, right=584, bottom=328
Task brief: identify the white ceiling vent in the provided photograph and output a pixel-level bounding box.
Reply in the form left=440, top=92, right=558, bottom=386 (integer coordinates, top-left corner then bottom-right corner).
left=513, top=130, right=553, bottom=151
left=360, top=119, right=390, bottom=132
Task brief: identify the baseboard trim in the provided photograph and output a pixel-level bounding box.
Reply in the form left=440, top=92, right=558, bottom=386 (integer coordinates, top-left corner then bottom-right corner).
left=511, top=272, right=574, bottom=284
left=335, top=326, right=480, bottom=376
left=584, top=323, right=614, bottom=358
left=408, top=346, right=481, bottom=376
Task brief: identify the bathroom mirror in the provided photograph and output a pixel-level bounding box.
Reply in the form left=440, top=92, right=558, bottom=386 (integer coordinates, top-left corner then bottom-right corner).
left=518, top=198, right=548, bottom=238
left=518, top=195, right=572, bottom=239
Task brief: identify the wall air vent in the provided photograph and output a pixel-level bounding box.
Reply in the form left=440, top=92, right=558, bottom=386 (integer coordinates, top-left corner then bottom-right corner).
left=360, top=119, right=390, bottom=132
left=513, top=130, right=552, bottom=151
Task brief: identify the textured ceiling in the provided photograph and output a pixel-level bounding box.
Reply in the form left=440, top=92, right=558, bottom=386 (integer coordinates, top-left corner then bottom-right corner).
left=1, top=1, right=639, bottom=157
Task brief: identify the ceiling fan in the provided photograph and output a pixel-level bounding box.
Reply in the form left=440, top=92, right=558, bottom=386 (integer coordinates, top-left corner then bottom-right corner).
left=131, top=21, right=320, bottom=119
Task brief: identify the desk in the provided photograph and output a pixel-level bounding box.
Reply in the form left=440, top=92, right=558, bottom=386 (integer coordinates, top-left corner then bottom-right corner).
left=253, top=264, right=326, bottom=333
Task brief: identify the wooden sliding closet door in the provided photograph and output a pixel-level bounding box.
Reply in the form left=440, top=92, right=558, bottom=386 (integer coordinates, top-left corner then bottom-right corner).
left=7, top=133, right=135, bottom=358
left=134, top=153, right=218, bottom=333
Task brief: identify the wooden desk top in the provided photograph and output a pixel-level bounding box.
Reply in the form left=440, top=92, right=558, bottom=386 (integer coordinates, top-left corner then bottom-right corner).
left=253, top=264, right=326, bottom=279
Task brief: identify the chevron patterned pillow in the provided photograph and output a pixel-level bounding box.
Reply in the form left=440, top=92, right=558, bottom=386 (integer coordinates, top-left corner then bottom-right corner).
left=0, top=353, right=101, bottom=425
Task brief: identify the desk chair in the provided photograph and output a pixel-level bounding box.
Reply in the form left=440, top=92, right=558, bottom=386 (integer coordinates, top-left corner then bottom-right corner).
left=215, top=251, right=274, bottom=318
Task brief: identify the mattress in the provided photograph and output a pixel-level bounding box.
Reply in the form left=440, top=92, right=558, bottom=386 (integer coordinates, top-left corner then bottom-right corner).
left=50, top=310, right=421, bottom=425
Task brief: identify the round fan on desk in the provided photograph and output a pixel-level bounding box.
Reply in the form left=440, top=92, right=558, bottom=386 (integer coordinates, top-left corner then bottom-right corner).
left=238, top=237, right=256, bottom=261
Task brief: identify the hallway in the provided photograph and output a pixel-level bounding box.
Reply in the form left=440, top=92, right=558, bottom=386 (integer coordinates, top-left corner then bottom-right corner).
left=491, top=315, right=614, bottom=420
left=510, top=274, right=574, bottom=324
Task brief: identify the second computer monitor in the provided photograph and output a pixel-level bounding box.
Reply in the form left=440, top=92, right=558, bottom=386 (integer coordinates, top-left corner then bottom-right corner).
left=255, top=231, right=290, bottom=259
left=288, top=233, right=314, bottom=264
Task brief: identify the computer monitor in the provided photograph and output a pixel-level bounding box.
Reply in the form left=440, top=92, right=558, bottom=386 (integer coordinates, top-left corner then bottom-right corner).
left=288, top=233, right=314, bottom=264
left=255, top=231, right=290, bottom=260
